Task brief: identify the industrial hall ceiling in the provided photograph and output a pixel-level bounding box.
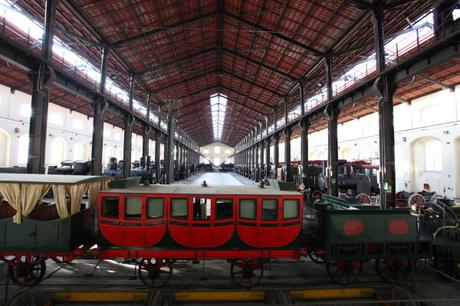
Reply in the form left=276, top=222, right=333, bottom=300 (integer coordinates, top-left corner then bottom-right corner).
left=0, top=0, right=459, bottom=147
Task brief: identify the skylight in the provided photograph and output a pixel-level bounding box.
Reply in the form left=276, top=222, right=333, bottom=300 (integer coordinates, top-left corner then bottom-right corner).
left=210, top=93, right=227, bottom=140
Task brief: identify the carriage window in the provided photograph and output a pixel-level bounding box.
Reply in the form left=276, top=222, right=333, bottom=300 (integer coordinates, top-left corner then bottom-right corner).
left=216, top=199, right=233, bottom=220
left=262, top=199, right=278, bottom=221
left=125, top=197, right=142, bottom=220
left=240, top=199, right=256, bottom=220
left=102, top=197, right=119, bottom=219
left=283, top=199, right=299, bottom=219
left=147, top=198, right=164, bottom=219
left=171, top=198, right=188, bottom=219
left=193, top=198, right=211, bottom=220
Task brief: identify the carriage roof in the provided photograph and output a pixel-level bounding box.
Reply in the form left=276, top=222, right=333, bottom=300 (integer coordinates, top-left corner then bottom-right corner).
left=0, top=173, right=108, bottom=185
left=103, top=184, right=301, bottom=196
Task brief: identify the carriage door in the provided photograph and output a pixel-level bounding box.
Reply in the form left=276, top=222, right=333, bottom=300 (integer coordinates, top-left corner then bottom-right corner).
left=144, top=197, right=167, bottom=246
left=121, top=195, right=145, bottom=247
left=168, top=197, right=191, bottom=247
left=190, top=197, right=213, bottom=247
left=258, top=198, right=281, bottom=247
left=279, top=198, right=302, bottom=245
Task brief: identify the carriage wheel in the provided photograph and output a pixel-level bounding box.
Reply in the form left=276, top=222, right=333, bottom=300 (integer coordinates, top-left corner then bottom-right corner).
left=307, top=244, right=325, bottom=264
left=230, top=259, right=264, bottom=288
left=355, top=193, right=371, bottom=204
left=338, top=193, right=349, bottom=200
left=8, top=256, right=46, bottom=287
left=375, top=259, right=412, bottom=283
left=138, top=258, right=173, bottom=288
left=408, top=194, right=425, bottom=213
left=312, top=190, right=322, bottom=200
left=326, top=260, right=362, bottom=285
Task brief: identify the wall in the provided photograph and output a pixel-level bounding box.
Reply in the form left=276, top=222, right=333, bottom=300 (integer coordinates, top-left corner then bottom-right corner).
left=285, top=84, right=460, bottom=197
left=0, top=84, right=156, bottom=169
left=200, top=142, right=234, bottom=165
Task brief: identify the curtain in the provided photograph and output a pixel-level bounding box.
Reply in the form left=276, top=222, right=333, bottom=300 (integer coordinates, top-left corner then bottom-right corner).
left=0, top=183, right=20, bottom=223
left=87, top=181, right=100, bottom=207
left=65, top=183, right=89, bottom=214
left=21, top=184, right=50, bottom=218
left=52, top=185, right=69, bottom=219
left=0, top=183, right=49, bottom=224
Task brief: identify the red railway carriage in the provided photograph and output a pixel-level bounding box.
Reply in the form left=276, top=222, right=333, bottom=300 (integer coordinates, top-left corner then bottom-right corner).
left=96, top=184, right=305, bottom=287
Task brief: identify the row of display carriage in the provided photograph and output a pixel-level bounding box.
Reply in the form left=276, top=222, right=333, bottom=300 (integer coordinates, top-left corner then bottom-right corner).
left=0, top=174, right=458, bottom=288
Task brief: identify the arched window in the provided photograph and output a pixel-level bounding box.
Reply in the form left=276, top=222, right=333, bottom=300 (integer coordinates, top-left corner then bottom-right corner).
left=424, top=140, right=442, bottom=172
left=73, top=142, right=90, bottom=160
left=17, top=133, right=29, bottom=165
left=0, top=128, right=11, bottom=166
left=50, top=137, right=67, bottom=165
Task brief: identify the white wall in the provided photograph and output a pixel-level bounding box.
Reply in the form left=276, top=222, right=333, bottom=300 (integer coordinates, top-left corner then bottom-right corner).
left=287, top=85, right=460, bottom=197
left=0, top=84, right=155, bottom=169
left=200, top=142, right=234, bottom=165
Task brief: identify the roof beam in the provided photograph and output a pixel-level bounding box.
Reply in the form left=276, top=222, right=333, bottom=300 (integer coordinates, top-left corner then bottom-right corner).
left=219, top=85, right=273, bottom=109
left=135, top=48, right=215, bottom=76
left=225, top=12, right=325, bottom=57
left=151, top=69, right=217, bottom=92
left=112, top=11, right=217, bottom=47
left=417, top=74, right=455, bottom=92
left=220, top=70, right=283, bottom=97
left=222, top=47, right=296, bottom=81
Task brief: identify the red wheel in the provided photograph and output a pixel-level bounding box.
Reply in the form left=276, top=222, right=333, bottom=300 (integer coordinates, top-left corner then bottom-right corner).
left=355, top=193, right=371, bottom=204
left=312, top=190, right=322, bottom=200
left=375, top=259, right=411, bottom=283
left=307, top=243, right=325, bottom=264
left=8, top=256, right=46, bottom=287
left=138, top=258, right=173, bottom=288
left=408, top=194, right=425, bottom=213
left=326, top=260, right=362, bottom=285
left=230, top=259, right=264, bottom=288
left=339, top=193, right=349, bottom=200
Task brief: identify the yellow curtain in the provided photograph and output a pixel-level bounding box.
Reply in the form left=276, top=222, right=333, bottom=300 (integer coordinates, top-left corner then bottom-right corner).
left=52, top=185, right=69, bottom=219
left=87, top=181, right=101, bottom=207
left=20, top=184, right=50, bottom=219
left=65, top=183, right=89, bottom=214
left=0, top=183, right=20, bottom=223
left=102, top=179, right=110, bottom=190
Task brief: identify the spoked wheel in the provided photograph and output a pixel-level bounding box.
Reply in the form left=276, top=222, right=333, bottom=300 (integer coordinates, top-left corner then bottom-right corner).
left=326, top=260, right=363, bottom=285
left=230, top=259, right=264, bottom=288
left=375, top=259, right=412, bottom=283
left=307, top=244, right=325, bottom=264
left=8, top=256, right=46, bottom=287
left=138, top=258, right=173, bottom=288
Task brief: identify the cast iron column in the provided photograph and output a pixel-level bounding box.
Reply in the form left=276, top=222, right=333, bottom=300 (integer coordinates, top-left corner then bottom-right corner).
left=325, top=55, right=339, bottom=196
left=122, top=114, right=133, bottom=178
left=373, top=4, right=396, bottom=208
left=27, top=0, right=58, bottom=173
left=155, top=107, right=162, bottom=182
left=142, top=92, right=151, bottom=169
left=284, top=127, right=292, bottom=182
left=300, top=118, right=310, bottom=188
left=165, top=112, right=176, bottom=184
left=175, top=141, right=180, bottom=180
left=274, top=133, right=280, bottom=179
left=90, top=44, right=109, bottom=175
left=260, top=137, right=265, bottom=180
left=122, top=74, right=135, bottom=178
left=266, top=138, right=271, bottom=179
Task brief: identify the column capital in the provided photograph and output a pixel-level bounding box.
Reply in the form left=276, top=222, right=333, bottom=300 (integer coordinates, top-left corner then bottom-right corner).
left=324, top=103, right=340, bottom=120
left=299, top=117, right=311, bottom=130
left=283, top=126, right=293, bottom=138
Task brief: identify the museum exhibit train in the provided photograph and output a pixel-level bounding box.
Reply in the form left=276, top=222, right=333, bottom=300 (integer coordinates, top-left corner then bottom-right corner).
left=0, top=174, right=458, bottom=288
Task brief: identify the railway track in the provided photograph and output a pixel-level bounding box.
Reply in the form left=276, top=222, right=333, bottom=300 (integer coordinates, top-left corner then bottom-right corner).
left=2, top=259, right=460, bottom=305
